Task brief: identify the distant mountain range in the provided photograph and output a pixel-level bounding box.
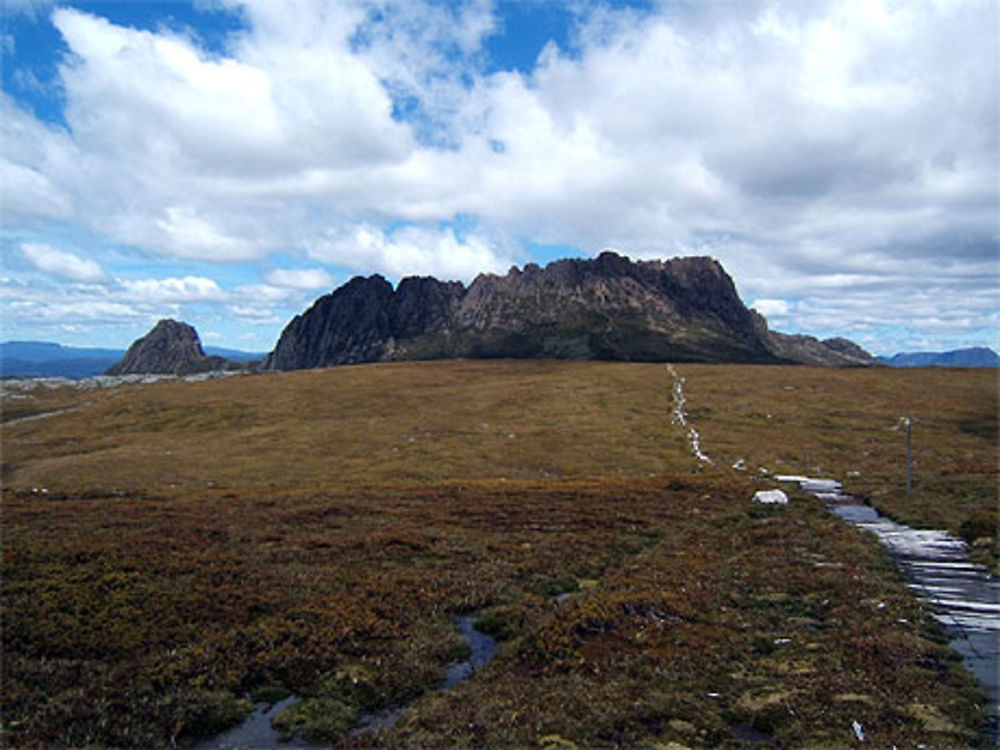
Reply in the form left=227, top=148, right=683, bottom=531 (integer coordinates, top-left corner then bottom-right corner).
left=13, top=255, right=991, bottom=379
left=878, top=347, right=999, bottom=368
left=0, top=339, right=265, bottom=378
left=5, top=253, right=890, bottom=378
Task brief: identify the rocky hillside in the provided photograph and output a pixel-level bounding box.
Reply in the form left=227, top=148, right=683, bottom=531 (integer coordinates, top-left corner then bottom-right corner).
left=765, top=331, right=879, bottom=367
left=105, top=319, right=228, bottom=376
left=265, top=253, right=877, bottom=370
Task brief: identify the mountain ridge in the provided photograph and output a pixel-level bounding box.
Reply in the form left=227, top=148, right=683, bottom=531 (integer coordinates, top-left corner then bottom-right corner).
left=4, top=254, right=891, bottom=377
left=266, top=252, right=877, bottom=370
left=879, top=347, right=999, bottom=368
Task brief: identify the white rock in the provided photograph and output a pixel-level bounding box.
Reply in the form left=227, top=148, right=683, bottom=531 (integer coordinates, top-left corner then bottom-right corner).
left=852, top=720, right=865, bottom=742
left=752, top=489, right=789, bottom=505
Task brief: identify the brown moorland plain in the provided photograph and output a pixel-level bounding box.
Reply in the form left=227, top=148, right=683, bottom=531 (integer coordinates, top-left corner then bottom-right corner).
left=1, top=361, right=996, bottom=749
left=2, top=361, right=686, bottom=490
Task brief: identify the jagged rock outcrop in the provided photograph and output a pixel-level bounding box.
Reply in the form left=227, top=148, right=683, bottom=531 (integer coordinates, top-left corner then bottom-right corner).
left=105, top=319, right=227, bottom=375
left=264, top=252, right=879, bottom=371
left=267, top=253, right=791, bottom=370
left=765, top=331, right=880, bottom=367
left=449, top=253, right=776, bottom=361
left=821, top=337, right=881, bottom=365
left=263, top=276, right=466, bottom=370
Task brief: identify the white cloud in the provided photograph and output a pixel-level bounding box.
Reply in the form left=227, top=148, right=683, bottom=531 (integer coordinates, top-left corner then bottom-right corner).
left=228, top=306, right=286, bottom=325
left=262, top=267, right=335, bottom=290
left=458, top=0, right=995, bottom=257
left=752, top=299, right=791, bottom=317
left=231, top=283, right=297, bottom=303
left=1, top=96, right=76, bottom=219
left=118, top=276, right=228, bottom=303
left=148, top=207, right=263, bottom=262
left=223, top=283, right=315, bottom=328
left=0, top=277, right=140, bottom=329
left=307, top=224, right=513, bottom=281
left=17, top=0, right=993, bottom=275
left=52, top=6, right=411, bottom=172
left=20, top=242, right=107, bottom=282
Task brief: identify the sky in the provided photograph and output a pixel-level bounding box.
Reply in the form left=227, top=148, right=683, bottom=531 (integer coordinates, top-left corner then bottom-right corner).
left=1, top=0, right=997, bottom=356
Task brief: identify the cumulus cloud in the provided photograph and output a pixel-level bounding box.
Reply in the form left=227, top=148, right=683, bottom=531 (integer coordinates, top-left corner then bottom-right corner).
left=20, top=242, right=107, bottom=282
left=0, top=277, right=140, bottom=337
left=148, top=207, right=264, bottom=262
left=262, top=267, right=335, bottom=290
left=118, top=276, right=228, bottom=303
left=1, top=96, right=77, bottom=219
left=307, top=224, right=513, bottom=281
left=752, top=299, right=791, bottom=317
left=52, top=6, right=412, bottom=172
left=19, top=1, right=997, bottom=270
left=469, top=0, right=994, bottom=257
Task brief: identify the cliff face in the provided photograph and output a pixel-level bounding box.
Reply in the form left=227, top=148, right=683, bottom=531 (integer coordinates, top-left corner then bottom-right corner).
left=265, top=253, right=800, bottom=370
left=765, top=331, right=880, bottom=367
left=447, top=253, right=773, bottom=362
left=263, top=275, right=466, bottom=370
left=264, top=252, right=879, bottom=371
left=105, top=319, right=226, bottom=375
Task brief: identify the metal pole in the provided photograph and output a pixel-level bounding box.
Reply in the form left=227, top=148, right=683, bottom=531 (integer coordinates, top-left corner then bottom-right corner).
left=905, top=416, right=912, bottom=494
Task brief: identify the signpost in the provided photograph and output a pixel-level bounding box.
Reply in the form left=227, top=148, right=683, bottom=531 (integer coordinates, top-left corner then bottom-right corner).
left=904, top=416, right=912, bottom=494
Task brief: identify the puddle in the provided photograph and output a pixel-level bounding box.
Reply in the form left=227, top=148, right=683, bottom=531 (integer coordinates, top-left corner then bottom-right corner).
left=729, top=722, right=774, bottom=744
left=193, top=615, right=497, bottom=749
left=442, top=615, right=498, bottom=689
left=777, top=476, right=1000, bottom=734
left=189, top=696, right=310, bottom=750
left=351, top=614, right=497, bottom=736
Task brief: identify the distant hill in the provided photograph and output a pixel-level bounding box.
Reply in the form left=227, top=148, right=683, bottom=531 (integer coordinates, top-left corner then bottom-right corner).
left=1, top=341, right=123, bottom=364
left=879, top=347, right=999, bottom=368
left=265, top=252, right=879, bottom=370
left=1, top=341, right=122, bottom=378
left=0, top=339, right=265, bottom=379
left=203, top=346, right=265, bottom=363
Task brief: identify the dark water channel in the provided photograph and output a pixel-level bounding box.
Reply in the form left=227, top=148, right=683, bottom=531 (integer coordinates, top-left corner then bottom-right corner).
left=190, top=696, right=309, bottom=750
left=191, top=615, right=497, bottom=750
left=778, top=476, right=1000, bottom=738
left=348, top=615, right=497, bottom=737
left=442, top=615, right=498, bottom=689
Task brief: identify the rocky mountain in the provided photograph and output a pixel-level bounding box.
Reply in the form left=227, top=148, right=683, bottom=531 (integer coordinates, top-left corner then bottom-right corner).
left=105, top=319, right=229, bottom=376
left=766, top=332, right=879, bottom=367
left=879, top=347, right=999, bottom=368
left=265, top=252, right=877, bottom=370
